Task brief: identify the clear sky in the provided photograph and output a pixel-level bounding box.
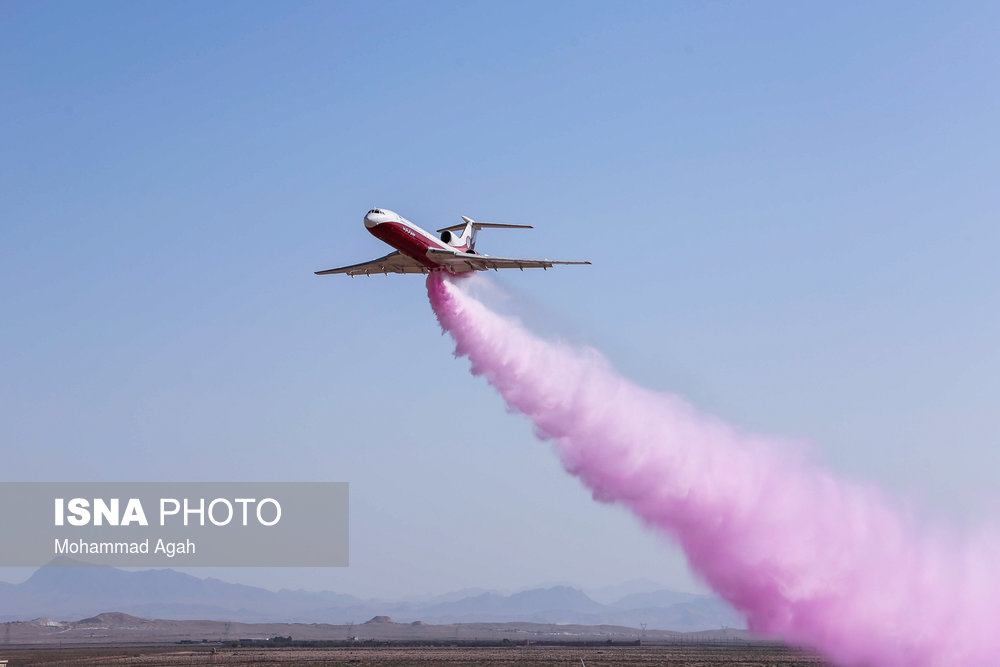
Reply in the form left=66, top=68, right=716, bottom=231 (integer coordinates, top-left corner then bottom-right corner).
left=2, top=1, right=999, bottom=599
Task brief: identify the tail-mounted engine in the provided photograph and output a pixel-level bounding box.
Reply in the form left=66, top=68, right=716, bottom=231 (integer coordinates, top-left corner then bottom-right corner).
left=440, top=229, right=467, bottom=248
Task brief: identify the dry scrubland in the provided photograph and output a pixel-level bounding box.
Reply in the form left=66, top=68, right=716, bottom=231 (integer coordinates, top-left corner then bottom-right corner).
left=1, top=643, right=830, bottom=666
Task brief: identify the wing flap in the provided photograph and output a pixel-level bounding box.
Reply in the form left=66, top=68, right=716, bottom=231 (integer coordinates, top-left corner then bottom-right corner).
left=315, top=252, right=430, bottom=277
left=426, top=248, right=590, bottom=272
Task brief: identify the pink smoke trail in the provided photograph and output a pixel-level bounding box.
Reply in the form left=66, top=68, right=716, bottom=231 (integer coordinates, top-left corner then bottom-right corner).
left=427, top=272, right=1000, bottom=667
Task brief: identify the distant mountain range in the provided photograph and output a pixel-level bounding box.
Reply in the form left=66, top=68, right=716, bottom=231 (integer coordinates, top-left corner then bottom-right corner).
left=0, top=559, right=744, bottom=631
left=3, top=611, right=756, bottom=646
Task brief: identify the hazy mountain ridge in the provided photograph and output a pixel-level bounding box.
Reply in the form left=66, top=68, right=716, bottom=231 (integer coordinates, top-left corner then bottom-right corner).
left=2, top=611, right=757, bottom=646
left=0, top=563, right=743, bottom=631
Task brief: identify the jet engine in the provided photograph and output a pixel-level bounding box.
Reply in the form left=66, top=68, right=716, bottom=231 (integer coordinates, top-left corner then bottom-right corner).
left=440, top=230, right=463, bottom=245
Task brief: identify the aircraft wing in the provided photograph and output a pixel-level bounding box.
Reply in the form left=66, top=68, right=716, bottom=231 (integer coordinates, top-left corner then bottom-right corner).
left=426, top=248, right=591, bottom=272
left=314, top=251, right=430, bottom=276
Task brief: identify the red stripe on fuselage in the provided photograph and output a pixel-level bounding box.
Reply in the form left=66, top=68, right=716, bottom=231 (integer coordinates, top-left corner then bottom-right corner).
left=369, top=221, right=459, bottom=269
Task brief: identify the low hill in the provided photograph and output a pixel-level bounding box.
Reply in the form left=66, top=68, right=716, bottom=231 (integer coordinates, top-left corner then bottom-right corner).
left=1, top=612, right=754, bottom=645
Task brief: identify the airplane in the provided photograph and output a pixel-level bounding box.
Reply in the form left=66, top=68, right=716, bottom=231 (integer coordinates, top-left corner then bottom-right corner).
left=315, top=208, right=591, bottom=277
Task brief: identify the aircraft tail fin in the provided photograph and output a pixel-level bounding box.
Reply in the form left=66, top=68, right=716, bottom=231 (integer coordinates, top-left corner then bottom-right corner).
left=460, top=216, right=477, bottom=249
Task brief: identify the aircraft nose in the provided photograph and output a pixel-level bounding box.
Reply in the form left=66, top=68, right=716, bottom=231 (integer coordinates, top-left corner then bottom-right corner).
left=364, top=208, right=384, bottom=228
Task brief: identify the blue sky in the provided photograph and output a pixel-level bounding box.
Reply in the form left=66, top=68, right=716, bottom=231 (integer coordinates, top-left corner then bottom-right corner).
left=2, top=2, right=999, bottom=598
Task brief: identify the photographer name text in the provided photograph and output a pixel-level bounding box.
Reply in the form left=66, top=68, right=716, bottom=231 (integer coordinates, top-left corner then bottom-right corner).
left=55, top=537, right=195, bottom=558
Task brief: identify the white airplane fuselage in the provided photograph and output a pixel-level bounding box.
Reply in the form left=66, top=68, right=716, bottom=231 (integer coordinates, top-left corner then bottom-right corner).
left=314, top=208, right=589, bottom=276
left=364, top=209, right=470, bottom=270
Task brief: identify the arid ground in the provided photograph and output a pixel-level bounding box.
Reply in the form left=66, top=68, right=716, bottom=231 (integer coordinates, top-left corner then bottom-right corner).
left=1, top=643, right=830, bottom=666
left=0, top=645, right=826, bottom=667
left=1, top=613, right=832, bottom=665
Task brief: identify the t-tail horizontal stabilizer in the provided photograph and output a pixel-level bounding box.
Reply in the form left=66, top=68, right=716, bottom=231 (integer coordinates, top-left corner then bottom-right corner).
left=436, top=217, right=533, bottom=252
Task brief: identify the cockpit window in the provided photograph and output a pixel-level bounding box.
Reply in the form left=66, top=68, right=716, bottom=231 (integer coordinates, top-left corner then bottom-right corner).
left=368, top=209, right=384, bottom=215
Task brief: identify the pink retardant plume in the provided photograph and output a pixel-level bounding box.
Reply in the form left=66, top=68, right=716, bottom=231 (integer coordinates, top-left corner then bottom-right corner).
left=427, top=272, right=1000, bottom=667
